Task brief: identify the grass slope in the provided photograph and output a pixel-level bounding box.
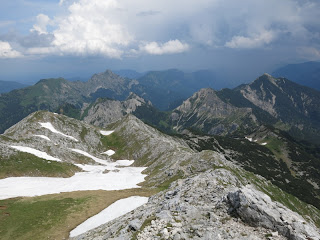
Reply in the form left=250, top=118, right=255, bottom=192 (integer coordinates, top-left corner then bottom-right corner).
left=0, top=189, right=156, bottom=240
left=0, top=152, right=80, bottom=179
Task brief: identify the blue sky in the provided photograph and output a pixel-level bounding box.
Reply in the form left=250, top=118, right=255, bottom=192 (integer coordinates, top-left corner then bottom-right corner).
left=0, top=0, right=320, bottom=85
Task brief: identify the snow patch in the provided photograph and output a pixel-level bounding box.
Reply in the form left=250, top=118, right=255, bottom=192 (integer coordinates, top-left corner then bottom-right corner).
left=245, top=137, right=253, bottom=142
left=260, top=142, right=267, bottom=145
left=71, top=149, right=134, bottom=169
left=100, top=130, right=114, bottom=136
left=70, top=148, right=109, bottom=165
left=33, top=135, right=51, bottom=141
left=39, top=122, right=78, bottom=142
left=10, top=146, right=61, bottom=162
left=102, top=150, right=115, bottom=156
left=70, top=196, right=148, bottom=237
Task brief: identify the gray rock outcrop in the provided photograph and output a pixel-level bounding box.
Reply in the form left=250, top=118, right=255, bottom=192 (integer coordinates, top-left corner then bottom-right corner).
left=71, top=168, right=320, bottom=240
left=228, top=187, right=320, bottom=240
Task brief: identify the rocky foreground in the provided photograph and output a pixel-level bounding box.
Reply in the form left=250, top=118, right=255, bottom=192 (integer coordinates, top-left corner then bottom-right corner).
left=71, top=168, right=320, bottom=240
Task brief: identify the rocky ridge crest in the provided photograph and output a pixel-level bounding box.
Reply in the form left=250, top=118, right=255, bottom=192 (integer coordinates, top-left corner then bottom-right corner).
left=72, top=168, right=320, bottom=240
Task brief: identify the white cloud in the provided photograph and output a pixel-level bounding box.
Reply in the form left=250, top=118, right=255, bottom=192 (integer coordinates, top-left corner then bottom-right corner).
left=140, top=40, right=189, bottom=55
left=31, top=14, right=51, bottom=34
left=26, top=47, right=56, bottom=55
left=52, top=0, right=132, bottom=58
left=4, top=0, right=320, bottom=60
left=0, top=41, right=23, bottom=58
left=225, top=30, right=276, bottom=49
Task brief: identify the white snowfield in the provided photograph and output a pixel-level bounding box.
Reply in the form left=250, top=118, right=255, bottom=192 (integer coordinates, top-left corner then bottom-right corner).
left=0, top=166, right=146, bottom=200
left=102, top=150, right=115, bottom=156
left=70, top=196, right=149, bottom=237
left=39, top=122, right=78, bottom=142
left=10, top=146, right=61, bottom=162
left=33, top=135, right=51, bottom=141
left=100, top=130, right=114, bottom=136
left=260, top=142, right=267, bottom=145
left=0, top=146, right=146, bottom=200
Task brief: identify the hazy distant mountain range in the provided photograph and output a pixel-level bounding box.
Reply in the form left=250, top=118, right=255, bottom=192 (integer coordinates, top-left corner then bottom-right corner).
left=0, top=80, right=28, bottom=94
left=273, top=61, right=320, bottom=90
left=1, top=70, right=319, bottom=144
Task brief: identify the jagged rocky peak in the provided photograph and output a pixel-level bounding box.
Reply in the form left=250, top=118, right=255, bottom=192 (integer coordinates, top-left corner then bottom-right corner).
left=89, top=69, right=120, bottom=81
left=84, top=69, right=139, bottom=98
left=250, top=73, right=292, bottom=89
left=81, top=93, right=151, bottom=128
left=171, top=87, right=254, bottom=135
left=175, top=88, right=229, bottom=113
left=250, top=73, right=277, bottom=85
left=87, top=69, right=125, bottom=86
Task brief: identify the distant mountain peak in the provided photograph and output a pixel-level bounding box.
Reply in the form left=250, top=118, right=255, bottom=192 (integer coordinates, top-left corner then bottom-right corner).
left=172, top=87, right=254, bottom=135
left=90, top=69, right=122, bottom=81
left=250, top=73, right=287, bottom=89
left=253, top=73, right=275, bottom=83
left=262, top=72, right=272, bottom=77
left=197, top=87, right=216, bottom=94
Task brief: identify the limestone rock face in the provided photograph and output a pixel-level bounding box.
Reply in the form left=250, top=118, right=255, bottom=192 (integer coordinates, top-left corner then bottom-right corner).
left=237, top=73, right=320, bottom=142
left=82, top=93, right=150, bottom=128
left=0, top=111, right=110, bottom=165
left=171, top=88, right=256, bottom=135
left=227, top=187, right=320, bottom=240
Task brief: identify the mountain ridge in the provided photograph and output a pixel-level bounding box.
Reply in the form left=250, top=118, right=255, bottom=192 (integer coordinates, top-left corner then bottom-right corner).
left=0, top=111, right=320, bottom=239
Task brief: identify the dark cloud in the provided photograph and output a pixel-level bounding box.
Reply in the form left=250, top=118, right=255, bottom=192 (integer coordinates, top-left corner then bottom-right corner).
left=0, top=31, right=54, bottom=48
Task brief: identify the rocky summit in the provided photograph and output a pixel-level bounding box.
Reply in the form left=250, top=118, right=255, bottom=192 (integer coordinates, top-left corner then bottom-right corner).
left=72, top=168, right=319, bottom=240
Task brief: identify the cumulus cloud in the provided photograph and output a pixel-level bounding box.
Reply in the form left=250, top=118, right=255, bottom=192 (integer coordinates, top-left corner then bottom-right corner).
left=31, top=14, right=51, bottom=34
left=0, top=41, right=23, bottom=58
left=26, top=47, right=56, bottom=55
left=140, top=40, right=189, bottom=55
left=52, top=0, right=132, bottom=58
left=225, top=30, right=276, bottom=49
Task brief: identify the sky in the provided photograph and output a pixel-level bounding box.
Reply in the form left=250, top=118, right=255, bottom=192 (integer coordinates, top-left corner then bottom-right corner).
left=0, top=0, right=320, bottom=85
